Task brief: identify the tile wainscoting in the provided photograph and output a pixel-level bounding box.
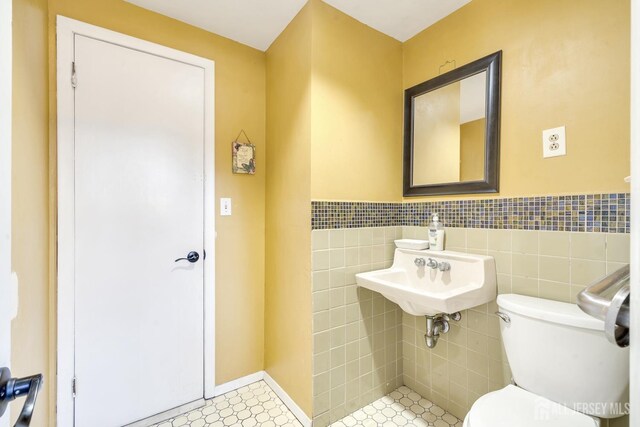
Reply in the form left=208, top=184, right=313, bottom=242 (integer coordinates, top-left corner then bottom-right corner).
left=311, top=220, right=630, bottom=427
left=401, top=226, right=630, bottom=427
left=312, top=227, right=404, bottom=426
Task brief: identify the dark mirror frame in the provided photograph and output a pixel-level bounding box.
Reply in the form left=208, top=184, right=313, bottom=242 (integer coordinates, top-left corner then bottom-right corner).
left=403, top=51, right=502, bottom=197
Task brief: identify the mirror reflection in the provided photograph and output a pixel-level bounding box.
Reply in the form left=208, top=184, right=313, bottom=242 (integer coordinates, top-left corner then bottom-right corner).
left=412, top=71, right=486, bottom=186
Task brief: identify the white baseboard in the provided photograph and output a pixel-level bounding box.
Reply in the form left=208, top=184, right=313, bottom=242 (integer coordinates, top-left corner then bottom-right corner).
left=213, top=371, right=265, bottom=397
left=214, top=371, right=312, bottom=427
left=263, top=372, right=312, bottom=427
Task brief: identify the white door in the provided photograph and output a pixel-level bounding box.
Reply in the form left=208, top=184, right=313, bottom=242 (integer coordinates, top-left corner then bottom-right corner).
left=71, top=32, right=205, bottom=427
left=0, top=0, right=12, bottom=425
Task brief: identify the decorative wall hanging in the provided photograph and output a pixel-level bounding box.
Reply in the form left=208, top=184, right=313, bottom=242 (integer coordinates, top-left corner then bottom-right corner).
left=232, top=129, right=256, bottom=175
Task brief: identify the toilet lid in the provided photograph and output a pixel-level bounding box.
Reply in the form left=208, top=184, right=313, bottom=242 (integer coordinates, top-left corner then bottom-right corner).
left=466, top=385, right=600, bottom=427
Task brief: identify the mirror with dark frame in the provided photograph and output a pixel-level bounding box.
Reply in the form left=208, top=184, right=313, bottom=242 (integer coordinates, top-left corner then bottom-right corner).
left=403, top=51, right=502, bottom=196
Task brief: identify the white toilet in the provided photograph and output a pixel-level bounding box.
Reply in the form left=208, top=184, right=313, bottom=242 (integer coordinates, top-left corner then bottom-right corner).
left=463, top=294, right=629, bottom=427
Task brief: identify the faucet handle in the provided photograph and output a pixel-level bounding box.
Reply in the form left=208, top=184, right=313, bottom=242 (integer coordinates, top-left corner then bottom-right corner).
left=437, top=261, right=451, bottom=272
left=414, top=258, right=426, bottom=267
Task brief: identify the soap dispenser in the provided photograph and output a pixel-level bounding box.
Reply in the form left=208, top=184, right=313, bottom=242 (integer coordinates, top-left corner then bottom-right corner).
left=428, top=214, right=445, bottom=251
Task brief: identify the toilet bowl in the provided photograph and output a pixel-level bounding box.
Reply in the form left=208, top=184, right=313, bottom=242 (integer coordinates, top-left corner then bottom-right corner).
left=463, top=385, right=599, bottom=427
left=463, top=294, right=629, bottom=426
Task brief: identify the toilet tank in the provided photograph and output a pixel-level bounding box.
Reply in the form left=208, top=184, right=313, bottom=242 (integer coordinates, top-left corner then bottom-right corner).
left=497, top=294, right=629, bottom=419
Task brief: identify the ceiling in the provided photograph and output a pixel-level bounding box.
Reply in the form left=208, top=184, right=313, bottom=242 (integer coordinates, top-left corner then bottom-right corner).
left=323, top=0, right=471, bottom=43
left=125, top=0, right=471, bottom=51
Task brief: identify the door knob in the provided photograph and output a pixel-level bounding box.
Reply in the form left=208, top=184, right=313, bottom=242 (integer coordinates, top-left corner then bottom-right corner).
left=0, top=367, right=43, bottom=427
left=174, top=251, right=199, bottom=263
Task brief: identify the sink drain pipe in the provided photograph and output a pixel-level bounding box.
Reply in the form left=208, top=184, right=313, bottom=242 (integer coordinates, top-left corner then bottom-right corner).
left=424, top=312, right=462, bottom=348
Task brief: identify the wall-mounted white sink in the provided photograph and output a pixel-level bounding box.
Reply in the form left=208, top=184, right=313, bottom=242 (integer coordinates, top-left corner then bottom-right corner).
left=356, top=249, right=496, bottom=316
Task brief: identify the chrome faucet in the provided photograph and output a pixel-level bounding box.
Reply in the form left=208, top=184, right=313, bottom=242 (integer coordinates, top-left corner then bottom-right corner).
left=415, top=257, right=450, bottom=271
left=426, top=258, right=439, bottom=269
left=438, top=261, right=451, bottom=272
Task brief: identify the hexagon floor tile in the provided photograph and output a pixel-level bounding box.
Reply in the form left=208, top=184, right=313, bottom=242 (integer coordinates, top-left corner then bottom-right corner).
left=151, top=381, right=303, bottom=427
left=330, top=386, right=463, bottom=427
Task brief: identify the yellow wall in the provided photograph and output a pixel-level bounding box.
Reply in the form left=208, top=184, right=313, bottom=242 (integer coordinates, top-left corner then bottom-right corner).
left=11, top=0, right=50, bottom=424
left=460, top=118, right=486, bottom=181
left=10, top=0, right=632, bottom=424
left=49, top=0, right=268, bottom=386
left=265, top=3, right=313, bottom=417
left=403, top=0, right=630, bottom=201
left=263, top=2, right=406, bottom=415
left=13, top=0, right=267, bottom=424
left=310, top=0, right=403, bottom=202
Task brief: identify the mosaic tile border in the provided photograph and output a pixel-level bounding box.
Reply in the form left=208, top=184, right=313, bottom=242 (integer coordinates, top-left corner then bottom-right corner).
left=311, top=193, right=630, bottom=233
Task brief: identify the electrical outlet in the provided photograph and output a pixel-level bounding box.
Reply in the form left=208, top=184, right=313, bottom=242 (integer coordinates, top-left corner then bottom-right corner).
left=542, top=126, right=566, bottom=158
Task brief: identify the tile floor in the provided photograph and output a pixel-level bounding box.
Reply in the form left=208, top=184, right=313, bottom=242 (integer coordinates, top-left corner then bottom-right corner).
left=151, top=381, right=303, bottom=427
left=330, top=386, right=462, bottom=427
left=151, top=381, right=461, bottom=427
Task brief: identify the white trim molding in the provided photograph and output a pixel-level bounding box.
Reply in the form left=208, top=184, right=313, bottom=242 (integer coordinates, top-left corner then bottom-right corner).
left=213, top=371, right=312, bottom=427
left=125, top=399, right=206, bottom=427
left=213, top=371, right=266, bottom=397
left=630, top=0, right=639, bottom=425
left=263, top=372, right=312, bottom=427
left=56, top=15, right=216, bottom=426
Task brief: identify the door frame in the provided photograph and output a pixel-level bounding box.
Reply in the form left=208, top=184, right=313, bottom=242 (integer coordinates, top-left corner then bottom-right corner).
left=56, top=16, right=216, bottom=426
left=0, top=0, right=11, bottom=424
left=631, top=0, right=639, bottom=424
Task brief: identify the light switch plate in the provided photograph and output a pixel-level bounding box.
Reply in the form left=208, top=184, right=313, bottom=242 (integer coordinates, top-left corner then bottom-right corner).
left=542, top=126, right=566, bottom=158
left=220, top=198, right=232, bottom=216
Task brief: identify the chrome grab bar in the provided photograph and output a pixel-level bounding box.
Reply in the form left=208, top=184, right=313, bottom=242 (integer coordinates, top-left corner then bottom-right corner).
left=577, top=264, right=630, bottom=347
left=0, top=367, right=43, bottom=426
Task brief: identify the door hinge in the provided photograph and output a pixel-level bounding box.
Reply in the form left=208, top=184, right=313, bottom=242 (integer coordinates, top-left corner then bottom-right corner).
left=71, top=62, right=77, bottom=89
left=72, top=376, right=77, bottom=398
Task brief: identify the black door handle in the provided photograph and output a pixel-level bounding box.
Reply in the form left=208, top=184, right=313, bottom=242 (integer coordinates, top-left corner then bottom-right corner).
left=0, top=367, right=43, bottom=427
left=174, top=251, right=199, bottom=263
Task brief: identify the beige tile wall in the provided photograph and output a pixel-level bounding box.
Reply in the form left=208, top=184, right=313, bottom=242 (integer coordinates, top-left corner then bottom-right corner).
left=401, top=227, right=630, bottom=426
left=312, top=227, right=404, bottom=426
